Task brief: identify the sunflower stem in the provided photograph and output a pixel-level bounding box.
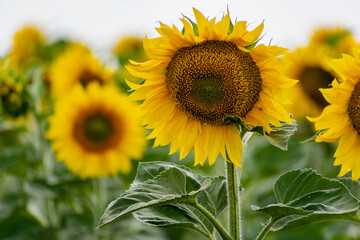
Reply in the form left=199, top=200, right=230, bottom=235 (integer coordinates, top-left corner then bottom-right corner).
left=226, top=160, right=241, bottom=240
left=93, top=178, right=106, bottom=239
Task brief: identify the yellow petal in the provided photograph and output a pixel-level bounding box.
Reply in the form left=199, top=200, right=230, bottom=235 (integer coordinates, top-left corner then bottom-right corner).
left=225, top=126, right=242, bottom=168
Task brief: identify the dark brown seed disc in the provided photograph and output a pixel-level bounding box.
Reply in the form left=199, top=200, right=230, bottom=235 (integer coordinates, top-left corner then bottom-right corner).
left=348, top=80, right=360, bottom=134
left=166, top=40, right=262, bottom=125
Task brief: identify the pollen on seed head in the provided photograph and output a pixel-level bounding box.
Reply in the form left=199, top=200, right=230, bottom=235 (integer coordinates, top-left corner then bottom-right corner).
left=166, top=40, right=262, bottom=125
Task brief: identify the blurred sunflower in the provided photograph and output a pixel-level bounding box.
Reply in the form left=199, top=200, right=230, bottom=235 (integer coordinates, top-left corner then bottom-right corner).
left=114, top=37, right=148, bottom=64
left=8, top=26, right=44, bottom=67
left=309, top=47, right=360, bottom=180
left=0, top=71, right=29, bottom=119
left=310, top=27, right=357, bottom=57
left=49, top=44, right=113, bottom=98
left=284, top=46, right=336, bottom=119
left=114, top=36, right=149, bottom=83
left=127, top=9, right=295, bottom=167
left=285, top=27, right=357, bottom=120
left=47, top=82, right=146, bottom=178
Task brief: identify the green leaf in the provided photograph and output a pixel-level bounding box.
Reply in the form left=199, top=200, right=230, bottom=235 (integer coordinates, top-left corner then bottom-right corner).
left=134, top=161, right=206, bottom=185
left=197, top=176, right=227, bottom=218
left=99, top=168, right=210, bottom=227
left=338, top=178, right=360, bottom=201
left=252, top=120, right=297, bottom=151
left=253, top=169, right=360, bottom=231
left=133, top=205, right=215, bottom=238
left=99, top=162, right=227, bottom=239
left=251, top=204, right=311, bottom=220
left=133, top=177, right=227, bottom=238
left=135, top=162, right=227, bottom=217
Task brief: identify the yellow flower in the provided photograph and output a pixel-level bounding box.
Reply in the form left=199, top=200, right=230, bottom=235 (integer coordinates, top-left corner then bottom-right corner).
left=114, top=36, right=149, bottom=83
left=310, top=27, right=357, bottom=57
left=284, top=46, right=337, bottom=119
left=309, top=46, right=360, bottom=180
left=114, top=37, right=146, bottom=60
left=9, top=26, right=44, bottom=67
left=126, top=9, right=295, bottom=167
left=49, top=44, right=113, bottom=98
left=47, top=83, right=146, bottom=178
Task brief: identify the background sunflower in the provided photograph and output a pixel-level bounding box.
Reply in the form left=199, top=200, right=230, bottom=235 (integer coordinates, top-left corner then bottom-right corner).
left=284, top=27, right=357, bottom=124
left=47, top=82, right=146, bottom=178
left=48, top=43, right=113, bottom=98
left=8, top=26, right=45, bottom=68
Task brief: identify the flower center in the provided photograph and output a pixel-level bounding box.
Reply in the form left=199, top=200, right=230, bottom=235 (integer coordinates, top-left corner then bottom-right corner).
left=348, top=80, right=360, bottom=134
left=73, top=111, right=122, bottom=152
left=79, top=70, right=104, bottom=87
left=191, top=74, right=224, bottom=106
left=299, top=67, right=334, bottom=108
left=166, top=40, right=262, bottom=125
left=84, top=115, right=113, bottom=143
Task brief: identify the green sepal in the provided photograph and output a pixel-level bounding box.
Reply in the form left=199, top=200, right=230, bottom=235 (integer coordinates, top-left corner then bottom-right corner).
left=228, top=19, right=234, bottom=35
left=224, top=115, right=296, bottom=151
left=245, top=39, right=260, bottom=51
left=223, top=115, right=246, bottom=132
left=253, top=120, right=297, bottom=151
left=300, top=129, right=328, bottom=143
left=183, top=15, right=199, bottom=36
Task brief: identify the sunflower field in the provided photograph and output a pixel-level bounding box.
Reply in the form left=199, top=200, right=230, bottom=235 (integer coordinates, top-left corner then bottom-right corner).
left=1, top=2, right=360, bottom=240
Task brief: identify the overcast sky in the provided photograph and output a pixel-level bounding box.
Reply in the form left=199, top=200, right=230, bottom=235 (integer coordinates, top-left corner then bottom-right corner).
left=0, top=0, right=359, bottom=56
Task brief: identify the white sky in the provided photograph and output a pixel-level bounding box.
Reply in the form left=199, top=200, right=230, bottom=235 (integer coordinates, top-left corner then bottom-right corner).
left=0, top=0, right=359, bottom=56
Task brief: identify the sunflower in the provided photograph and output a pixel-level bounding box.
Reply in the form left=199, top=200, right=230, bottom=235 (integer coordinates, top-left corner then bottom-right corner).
left=49, top=44, right=113, bottom=98
left=310, top=27, right=357, bottom=57
left=114, top=36, right=149, bottom=83
left=9, top=26, right=44, bottom=67
left=114, top=37, right=148, bottom=62
left=126, top=9, right=295, bottom=167
left=47, top=82, right=146, bottom=178
left=309, top=47, right=360, bottom=180
left=284, top=46, right=337, bottom=119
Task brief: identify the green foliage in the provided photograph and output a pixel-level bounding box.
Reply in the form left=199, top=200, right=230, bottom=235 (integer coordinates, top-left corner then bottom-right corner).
left=224, top=115, right=297, bottom=150
left=252, top=120, right=297, bottom=151
left=253, top=169, right=360, bottom=234
left=37, top=39, right=69, bottom=63
left=0, top=208, right=54, bottom=240
left=99, top=162, right=228, bottom=239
